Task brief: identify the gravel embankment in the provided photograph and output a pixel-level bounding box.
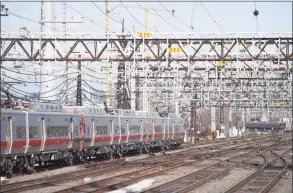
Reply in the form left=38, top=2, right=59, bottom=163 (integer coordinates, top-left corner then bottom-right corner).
left=20, top=167, right=139, bottom=193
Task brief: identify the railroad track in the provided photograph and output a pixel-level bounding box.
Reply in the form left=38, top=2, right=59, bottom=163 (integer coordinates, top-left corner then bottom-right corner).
left=50, top=136, right=290, bottom=193
left=83, top=133, right=273, bottom=168
left=53, top=137, right=291, bottom=193
left=0, top=134, right=286, bottom=193
left=223, top=148, right=292, bottom=193
left=141, top=147, right=291, bottom=193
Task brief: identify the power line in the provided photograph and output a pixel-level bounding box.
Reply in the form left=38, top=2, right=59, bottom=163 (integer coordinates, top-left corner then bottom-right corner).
left=120, top=1, right=159, bottom=32
left=157, top=0, right=195, bottom=32
left=65, top=3, right=104, bottom=29
left=200, top=2, right=226, bottom=34
left=136, top=2, right=184, bottom=32
left=91, top=1, right=131, bottom=32
left=7, top=11, right=61, bottom=32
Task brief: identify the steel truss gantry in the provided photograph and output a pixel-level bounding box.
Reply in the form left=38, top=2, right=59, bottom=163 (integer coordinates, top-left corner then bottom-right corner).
left=0, top=32, right=292, bottom=114
left=1, top=32, right=292, bottom=62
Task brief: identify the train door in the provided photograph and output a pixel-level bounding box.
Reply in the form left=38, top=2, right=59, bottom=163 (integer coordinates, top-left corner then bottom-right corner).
left=151, top=120, right=155, bottom=141
left=79, top=115, right=85, bottom=152
left=90, top=118, right=95, bottom=147
left=111, top=117, right=120, bottom=145
left=167, top=117, right=170, bottom=139
left=145, top=119, right=149, bottom=144
left=82, top=116, right=91, bottom=149
left=171, top=121, right=175, bottom=139
left=71, top=117, right=81, bottom=150
left=27, top=113, right=41, bottom=154
left=5, top=117, right=13, bottom=155
left=139, top=120, right=144, bottom=142
left=120, top=118, right=127, bottom=144
left=40, top=117, right=46, bottom=151
left=162, top=121, right=166, bottom=140
left=23, top=111, right=29, bottom=154
left=10, top=112, right=27, bottom=155
left=126, top=120, right=129, bottom=143
left=68, top=117, right=74, bottom=149
left=110, top=119, right=114, bottom=145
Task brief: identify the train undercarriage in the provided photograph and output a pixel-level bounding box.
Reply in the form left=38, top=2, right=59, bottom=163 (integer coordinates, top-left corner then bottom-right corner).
left=0, top=139, right=183, bottom=178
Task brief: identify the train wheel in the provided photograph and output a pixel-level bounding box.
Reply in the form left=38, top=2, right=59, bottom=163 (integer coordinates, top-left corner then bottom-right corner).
left=66, top=153, right=73, bottom=166
left=139, top=147, right=144, bottom=154
left=5, top=159, right=13, bottom=178
left=107, top=152, right=113, bottom=159
left=117, top=150, right=123, bottom=159
left=144, top=144, right=150, bottom=154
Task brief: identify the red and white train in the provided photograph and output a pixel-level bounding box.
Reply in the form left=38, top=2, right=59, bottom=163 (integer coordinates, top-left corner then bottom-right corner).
left=0, top=102, right=186, bottom=177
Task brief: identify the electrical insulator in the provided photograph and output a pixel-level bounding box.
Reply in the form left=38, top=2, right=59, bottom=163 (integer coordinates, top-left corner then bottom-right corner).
left=253, top=10, right=259, bottom=16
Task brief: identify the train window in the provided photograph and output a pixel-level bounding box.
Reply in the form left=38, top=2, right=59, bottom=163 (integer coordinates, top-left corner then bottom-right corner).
left=155, top=126, right=162, bottom=132
left=114, top=126, right=120, bottom=134
left=121, top=126, right=126, bottom=134
left=47, top=126, right=52, bottom=137
left=47, top=126, right=68, bottom=137
left=129, top=126, right=140, bottom=134
left=75, top=126, right=79, bottom=136
left=95, top=126, right=108, bottom=135
left=29, top=126, right=38, bottom=138
left=16, top=126, right=26, bottom=139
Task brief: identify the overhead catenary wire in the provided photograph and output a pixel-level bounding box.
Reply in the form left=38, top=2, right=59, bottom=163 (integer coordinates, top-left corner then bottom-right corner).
left=91, top=1, right=131, bottom=32
left=157, top=0, right=196, bottom=32
left=65, top=3, right=105, bottom=29
left=2, top=80, right=77, bottom=100
left=1, top=76, right=70, bottom=95
left=199, top=2, right=226, bottom=35
left=120, top=1, right=159, bottom=32
left=7, top=11, right=61, bottom=32
left=1, top=65, right=76, bottom=76
left=136, top=2, right=184, bottom=32
left=1, top=71, right=77, bottom=84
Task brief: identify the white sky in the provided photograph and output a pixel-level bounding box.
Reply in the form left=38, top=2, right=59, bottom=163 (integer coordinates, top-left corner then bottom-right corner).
left=1, top=1, right=292, bottom=33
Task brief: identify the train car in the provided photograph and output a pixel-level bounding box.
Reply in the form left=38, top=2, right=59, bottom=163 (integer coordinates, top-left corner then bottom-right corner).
left=0, top=102, right=186, bottom=177
left=245, top=121, right=286, bottom=133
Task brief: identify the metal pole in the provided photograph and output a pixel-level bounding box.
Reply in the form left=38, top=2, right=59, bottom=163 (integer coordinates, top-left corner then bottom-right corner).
left=105, top=0, right=111, bottom=107
left=76, top=55, right=82, bottom=106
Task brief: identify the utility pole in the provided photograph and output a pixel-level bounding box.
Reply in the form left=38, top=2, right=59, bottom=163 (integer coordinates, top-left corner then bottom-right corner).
left=76, top=55, right=82, bottom=106
left=105, top=0, right=111, bottom=108
left=116, top=18, right=130, bottom=109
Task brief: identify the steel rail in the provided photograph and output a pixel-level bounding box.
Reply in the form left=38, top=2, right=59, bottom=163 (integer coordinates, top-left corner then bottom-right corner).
left=1, top=136, right=265, bottom=193
left=259, top=164, right=290, bottom=193
left=1, top=134, right=285, bottom=193
left=60, top=150, right=258, bottom=193
left=56, top=137, right=290, bottom=193
left=142, top=152, right=266, bottom=193
left=223, top=148, right=292, bottom=193
left=54, top=138, right=278, bottom=193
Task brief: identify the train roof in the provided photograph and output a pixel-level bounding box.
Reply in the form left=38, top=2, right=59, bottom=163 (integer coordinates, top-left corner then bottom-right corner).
left=2, top=102, right=181, bottom=119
